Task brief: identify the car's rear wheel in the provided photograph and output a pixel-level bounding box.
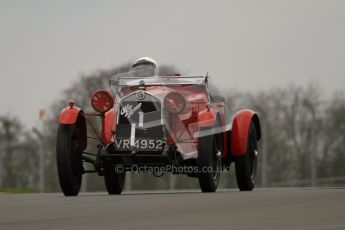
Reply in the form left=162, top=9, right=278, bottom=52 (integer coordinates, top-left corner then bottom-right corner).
left=56, top=124, right=83, bottom=196
left=235, top=122, right=258, bottom=191
left=103, top=159, right=125, bottom=195
left=197, top=128, right=222, bottom=192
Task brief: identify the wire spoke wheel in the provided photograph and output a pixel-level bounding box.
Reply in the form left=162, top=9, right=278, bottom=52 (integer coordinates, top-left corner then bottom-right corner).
left=235, top=122, right=258, bottom=191
left=103, top=159, right=126, bottom=195
left=197, top=127, right=222, bottom=193
left=56, top=124, right=83, bottom=196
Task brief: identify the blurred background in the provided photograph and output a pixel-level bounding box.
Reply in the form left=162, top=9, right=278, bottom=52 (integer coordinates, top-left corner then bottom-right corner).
left=0, top=0, right=344, bottom=192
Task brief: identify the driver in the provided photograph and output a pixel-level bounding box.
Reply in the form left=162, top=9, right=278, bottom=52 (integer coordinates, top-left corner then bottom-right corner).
left=131, top=57, right=158, bottom=77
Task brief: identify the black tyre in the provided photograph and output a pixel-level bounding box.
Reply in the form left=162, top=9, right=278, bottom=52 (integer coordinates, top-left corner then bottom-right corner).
left=197, top=128, right=222, bottom=193
left=235, top=122, right=258, bottom=191
left=103, top=159, right=125, bottom=195
left=56, top=124, right=83, bottom=196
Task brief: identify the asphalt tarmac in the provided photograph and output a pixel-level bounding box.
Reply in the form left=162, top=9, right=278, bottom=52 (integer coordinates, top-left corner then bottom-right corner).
left=0, top=188, right=344, bottom=230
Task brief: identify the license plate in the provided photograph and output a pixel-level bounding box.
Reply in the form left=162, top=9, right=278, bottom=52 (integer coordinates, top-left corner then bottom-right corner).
left=114, top=139, right=164, bottom=151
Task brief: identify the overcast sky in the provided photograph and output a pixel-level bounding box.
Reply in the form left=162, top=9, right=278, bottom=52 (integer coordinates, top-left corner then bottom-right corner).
left=0, top=0, right=344, bottom=128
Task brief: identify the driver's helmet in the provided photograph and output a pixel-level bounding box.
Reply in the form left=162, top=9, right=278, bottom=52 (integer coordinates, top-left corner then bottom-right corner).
left=131, top=57, right=158, bottom=77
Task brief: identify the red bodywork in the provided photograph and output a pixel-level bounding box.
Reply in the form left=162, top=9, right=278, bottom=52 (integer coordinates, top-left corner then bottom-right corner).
left=102, top=109, right=116, bottom=143
left=116, top=84, right=228, bottom=158
left=58, top=79, right=261, bottom=160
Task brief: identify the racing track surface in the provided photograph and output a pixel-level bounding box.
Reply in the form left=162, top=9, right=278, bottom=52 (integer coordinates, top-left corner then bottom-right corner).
left=0, top=188, right=344, bottom=230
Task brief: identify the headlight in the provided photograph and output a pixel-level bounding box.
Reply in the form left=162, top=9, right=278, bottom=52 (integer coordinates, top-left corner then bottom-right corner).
left=90, top=89, right=114, bottom=113
left=164, top=92, right=186, bottom=114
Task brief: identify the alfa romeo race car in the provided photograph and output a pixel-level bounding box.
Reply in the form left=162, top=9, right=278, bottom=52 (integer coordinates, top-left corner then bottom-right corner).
left=56, top=67, right=261, bottom=196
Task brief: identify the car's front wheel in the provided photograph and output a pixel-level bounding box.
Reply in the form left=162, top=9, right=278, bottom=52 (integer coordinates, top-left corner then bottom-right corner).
left=235, top=122, right=258, bottom=191
left=56, top=124, right=83, bottom=196
left=197, top=128, right=222, bottom=192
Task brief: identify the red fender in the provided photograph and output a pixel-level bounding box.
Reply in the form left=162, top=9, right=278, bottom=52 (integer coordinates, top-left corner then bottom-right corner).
left=197, top=108, right=217, bottom=128
left=231, top=109, right=261, bottom=156
left=59, top=106, right=82, bottom=124
left=102, top=108, right=116, bottom=143
left=58, top=105, right=87, bottom=151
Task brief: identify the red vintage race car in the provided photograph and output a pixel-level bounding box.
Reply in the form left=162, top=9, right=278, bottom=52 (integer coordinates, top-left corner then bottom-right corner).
left=56, top=67, right=261, bottom=196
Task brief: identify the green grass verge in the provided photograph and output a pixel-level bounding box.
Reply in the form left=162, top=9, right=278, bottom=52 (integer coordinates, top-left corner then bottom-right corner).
left=0, top=188, right=39, bottom=193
